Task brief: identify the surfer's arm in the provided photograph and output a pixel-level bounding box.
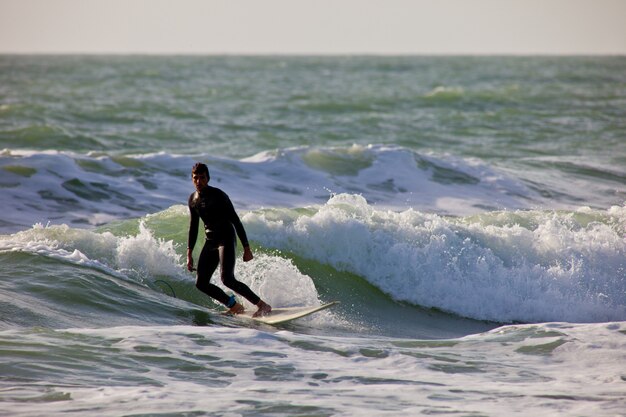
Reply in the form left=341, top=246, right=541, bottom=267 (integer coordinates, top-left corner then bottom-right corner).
left=224, top=193, right=253, bottom=262
left=187, top=199, right=199, bottom=271
left=224, top=195, right=249, bottom=247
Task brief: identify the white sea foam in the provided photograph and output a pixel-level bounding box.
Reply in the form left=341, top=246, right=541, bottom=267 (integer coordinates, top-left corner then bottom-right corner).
left=246, top=194, right=626, bottom=323
left=114, top=221, right=183, bottom=277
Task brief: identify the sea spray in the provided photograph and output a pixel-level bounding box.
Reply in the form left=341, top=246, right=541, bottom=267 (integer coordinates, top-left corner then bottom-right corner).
left=115, top=221, right=182, bottom=278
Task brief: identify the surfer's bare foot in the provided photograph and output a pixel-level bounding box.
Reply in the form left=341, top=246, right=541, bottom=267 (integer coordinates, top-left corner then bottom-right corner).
left=253, top=300, right=271, bottom=317
left=228, top=302, right=245, bottom=315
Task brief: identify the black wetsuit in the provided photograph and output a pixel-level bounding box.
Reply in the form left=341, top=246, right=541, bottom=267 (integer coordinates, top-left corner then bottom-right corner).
left=188, top=185, right=260, bottom=306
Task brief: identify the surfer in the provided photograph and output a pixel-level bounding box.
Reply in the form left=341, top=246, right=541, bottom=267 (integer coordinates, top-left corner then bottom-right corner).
left=186, top=162, right=272, bottom=317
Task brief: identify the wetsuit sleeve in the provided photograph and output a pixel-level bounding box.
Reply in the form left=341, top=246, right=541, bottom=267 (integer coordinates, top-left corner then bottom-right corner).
left=187, top=194, right=199, bottom=251
left=224, top=194, right=249, bottom=248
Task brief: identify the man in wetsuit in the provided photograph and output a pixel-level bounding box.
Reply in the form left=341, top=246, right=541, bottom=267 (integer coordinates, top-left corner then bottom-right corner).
left=186, top=162, right=271, bottom=317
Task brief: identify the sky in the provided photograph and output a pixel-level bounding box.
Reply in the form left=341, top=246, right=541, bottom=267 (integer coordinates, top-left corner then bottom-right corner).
left=1, top=0, right=625, bottom=55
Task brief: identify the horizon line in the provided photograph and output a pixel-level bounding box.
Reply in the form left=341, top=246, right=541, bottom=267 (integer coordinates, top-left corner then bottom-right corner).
left=1, top=51, right=625, bottom=58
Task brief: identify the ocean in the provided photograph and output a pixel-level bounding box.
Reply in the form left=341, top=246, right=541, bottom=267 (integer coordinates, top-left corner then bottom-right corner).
left=1, top=55, right=625, bottom=416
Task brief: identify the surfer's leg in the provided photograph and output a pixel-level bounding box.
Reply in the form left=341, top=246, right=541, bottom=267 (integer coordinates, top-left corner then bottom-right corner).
left=219, top=242, right=261, bottom=305
left=219, top=243, right=271, bottom=316
left=196, top=243, right=231, bottom=306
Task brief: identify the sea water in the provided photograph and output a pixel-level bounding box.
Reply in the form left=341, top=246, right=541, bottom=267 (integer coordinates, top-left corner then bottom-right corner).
left=1, top=56, right=625, bottom=416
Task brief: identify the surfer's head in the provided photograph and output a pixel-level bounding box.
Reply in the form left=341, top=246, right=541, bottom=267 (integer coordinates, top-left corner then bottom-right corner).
left=191, top=162, right=210, bottom=191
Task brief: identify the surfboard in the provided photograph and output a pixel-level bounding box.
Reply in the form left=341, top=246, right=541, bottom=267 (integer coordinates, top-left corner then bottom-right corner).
left=235, top=301, right=339, bottom=325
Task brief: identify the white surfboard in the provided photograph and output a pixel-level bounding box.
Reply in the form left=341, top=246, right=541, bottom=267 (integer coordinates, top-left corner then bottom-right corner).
left=236, top=301, right=339, bottom=325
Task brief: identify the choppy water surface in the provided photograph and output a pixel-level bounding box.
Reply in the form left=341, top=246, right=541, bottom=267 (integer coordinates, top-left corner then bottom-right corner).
left=1, top=56, right=625, bottom=416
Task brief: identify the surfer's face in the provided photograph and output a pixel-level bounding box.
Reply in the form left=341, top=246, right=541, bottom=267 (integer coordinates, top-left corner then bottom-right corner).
left=192, top=172, right=209, bottom=191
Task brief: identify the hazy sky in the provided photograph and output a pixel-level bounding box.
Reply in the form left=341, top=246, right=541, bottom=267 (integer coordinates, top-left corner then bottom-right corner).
left=1, top=0, right=625, bottom=55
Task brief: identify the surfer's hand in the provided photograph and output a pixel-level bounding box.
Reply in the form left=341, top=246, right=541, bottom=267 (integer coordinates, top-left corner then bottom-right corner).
left=243, top=246, right=253, bottom=262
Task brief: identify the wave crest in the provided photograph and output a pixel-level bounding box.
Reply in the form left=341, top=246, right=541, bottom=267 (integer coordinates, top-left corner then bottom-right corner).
left=246, top=196, right=626, bottom=323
